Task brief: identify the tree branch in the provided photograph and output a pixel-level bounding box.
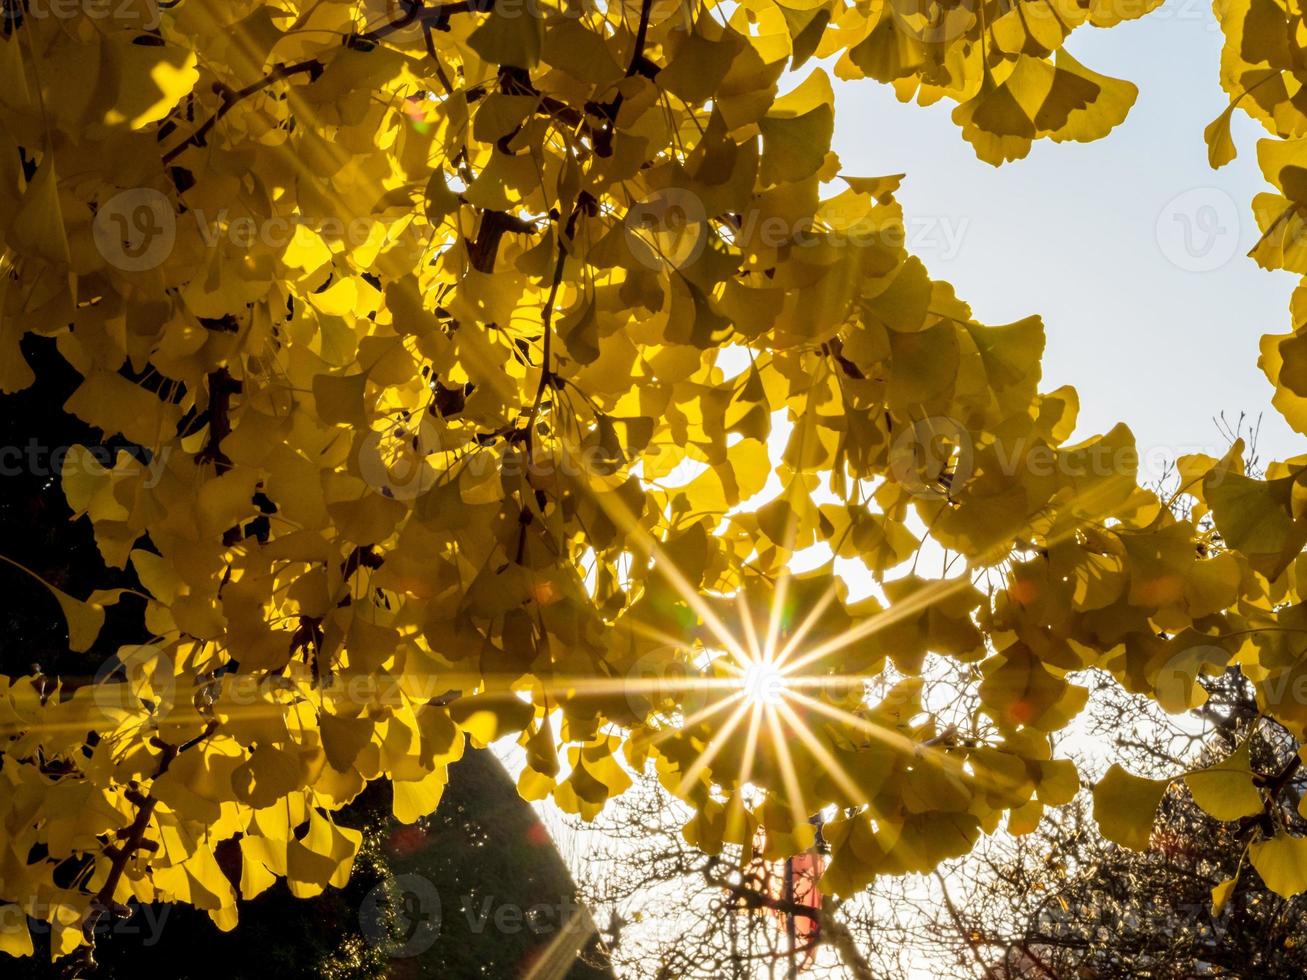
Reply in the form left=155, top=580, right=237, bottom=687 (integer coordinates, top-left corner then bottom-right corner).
left=591, top=0, right=657, bottom=157
left=704, top=858, right=876, bottom=980
left=350, top=0, right=495, bottom=45
left=82, top=723, right=218, bottom=941
left=468, top=209, right=539, bottom=273
left=521, top=195, right=590, bottom=448
left=194, top=367, right=241, bottom=475
left=162, top=60, right=323, bottom=164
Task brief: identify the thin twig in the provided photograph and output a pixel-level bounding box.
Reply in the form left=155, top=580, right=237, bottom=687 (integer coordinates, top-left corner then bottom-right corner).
left=82, top=722, right=218, bottom=940
left=162, top=60, right=323, bottom=164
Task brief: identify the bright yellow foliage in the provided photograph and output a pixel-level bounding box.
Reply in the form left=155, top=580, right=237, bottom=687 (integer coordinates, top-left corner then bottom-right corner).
left=0, top=0, right=1303, bottom=959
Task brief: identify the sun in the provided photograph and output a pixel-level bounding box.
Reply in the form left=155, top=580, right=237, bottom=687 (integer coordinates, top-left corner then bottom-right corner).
left=741, top=659, right=788, bottom=707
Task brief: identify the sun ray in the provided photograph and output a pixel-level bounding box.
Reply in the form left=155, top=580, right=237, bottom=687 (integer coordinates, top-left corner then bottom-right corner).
left=521, top=900, right=597, bottom=980
left=672, top=697, right=755, bottom=798
left=621, top=617, right=722, bottom=658
left=770, top=579, right=840, bottom=672
left=784, top=688, right=1015, bottom=795
left=582, top=485, right=754, bottom=664
left=783, top=674, right=873, bottom=691
left=773, top=699, right=866, bottom=807
left=367, top=668, right=745, bottom=705
left=762, top=570, right=793, bottom=666
left=776, top=478, right=1131, bottom=680
left=543, top=672, right=742, bottom=701
left=735, top=702, right=767, bottom=794
left=645, top=691, right=748, bottom=750
left=778, top=574, right=974, bottom=677
left=736, top=590, right=764, bottom=664
left=764, top=705, right=814, bottom=834
left=179, top=6, right=364, bottom=221
left=757, top=447, right=817, bottom=665
left=785, top=687, right=937, bottom=760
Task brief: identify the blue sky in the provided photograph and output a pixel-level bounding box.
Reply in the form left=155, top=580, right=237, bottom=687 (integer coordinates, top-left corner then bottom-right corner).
left=831, top=0, right=1300, bottom=474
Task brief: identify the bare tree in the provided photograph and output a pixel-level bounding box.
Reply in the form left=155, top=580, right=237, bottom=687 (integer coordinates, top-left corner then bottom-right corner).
left=564, top=663, right=1307, bottom=978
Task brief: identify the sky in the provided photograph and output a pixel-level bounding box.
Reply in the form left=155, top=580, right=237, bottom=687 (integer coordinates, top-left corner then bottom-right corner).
left=830, top=0, right=1301, bottom=474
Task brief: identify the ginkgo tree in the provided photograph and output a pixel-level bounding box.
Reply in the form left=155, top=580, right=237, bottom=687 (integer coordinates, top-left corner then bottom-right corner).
left=0, top=0, right=1305, bottom=965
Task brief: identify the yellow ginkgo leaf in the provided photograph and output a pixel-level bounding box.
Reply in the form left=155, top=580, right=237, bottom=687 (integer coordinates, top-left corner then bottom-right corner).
left=1251, top=834, right=1307, bottom=899
left=1092, top=764, right=1169, bottom=851
left=759, top=70, right=835, bottom=186
left=0, top=907, right=33, bottom=957
left=1204, top=455, right=1307, bottom=581
left=1185, top=740, right=1264, bottom=822
left=392, top=767, right=449, bottom=824
left=9, top=158, right=69, bottom=266
left=101, top=36, right=199, bottom=130
left=0, top=554, right=116, bottom=653
left=1211, top=875, right=1238, bottom=916
left=1205, top=104, right=1239, bottom=168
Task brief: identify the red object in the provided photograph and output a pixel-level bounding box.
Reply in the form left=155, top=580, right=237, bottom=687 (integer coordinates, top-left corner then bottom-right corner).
left=785, top=851, right=824, bottom=968
left=386, top=824, right=428, bottom=858
left=743, top=836, right=826, bottom=972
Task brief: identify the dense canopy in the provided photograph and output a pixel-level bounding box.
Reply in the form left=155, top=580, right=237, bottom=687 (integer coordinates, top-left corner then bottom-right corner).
left=0, top=0, right=1305, bottom=963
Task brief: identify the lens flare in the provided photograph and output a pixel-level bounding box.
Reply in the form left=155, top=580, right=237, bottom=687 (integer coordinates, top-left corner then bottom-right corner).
left=741, top=660, right=788, bottom=706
